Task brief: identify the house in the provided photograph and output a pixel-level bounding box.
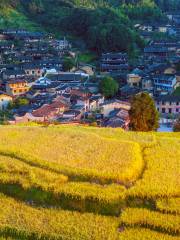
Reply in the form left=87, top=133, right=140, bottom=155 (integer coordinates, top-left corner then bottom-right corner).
left=61, top=109, right=82, bottom=121
left=101, top=52, right=129, bottom=73
left=70, top=95, right=90, bottom=111
left=23, top=64, right=43, bottom=77
left=22, top=97, right=69, bottom=122
left=156, top=95, right=180, bottom=116
left=89, top=94, right=104, bottom=111
left=120, top=85, right=144, bottom=100
left=50, top=38, right=70, bottom=51
left=103, top=108, right=130, bottom=129
left=153, top=74, right=177, bottom=93
left=142, top=76, right=153, bottom=91
left=2, top=69, right=26, bottom=80
left=0, top=92, right=13, bottom=110
left=32, top=103, right=66, bottom=120
left=33, top=77, right=52, bottom=89
left=127, top=74, right=142, bottom=87
left=6, top=80, right=30, bottom=96
left=144, top=46, right=169, bottom=58
left=77, top=65, right=95, bottom=76
left=70, top=88, right=92, bottom=111
left=49, top=72, right=89, bottom=83
left=100, top=99, right=131, bottom=117
left=70, top=88, right=91, bottom=98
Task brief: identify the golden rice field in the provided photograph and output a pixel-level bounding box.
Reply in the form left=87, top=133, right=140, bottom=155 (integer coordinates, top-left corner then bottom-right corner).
left=120, top=208, right=180, bottom=234
left=0, top=126, right=143, bottom=184
left=120, top=228, right=180, bottom=240
left=0, top=125, right=179, bottom=240
left=156, top=198, right=180, bottom=214
left=128, top=138, right=180, bottom=198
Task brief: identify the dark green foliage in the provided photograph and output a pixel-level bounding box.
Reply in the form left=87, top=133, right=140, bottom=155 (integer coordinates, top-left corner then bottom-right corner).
left=0, top=109, right=13, bottom=124
left=175, top=62, right=180, bottom=72
left=173, top=87, right=180, bottom=97
left=129, top=93, right=159, bottom=132
left=0, top=0, right=147, bottom=53
left=8, top=97, right=30, bottom=110
left=122, top=2, right=166, bottom=22
left=63, top=57, right=75, bottom=71
left=155, top=0, right=180, bottom=10
left=0, top=0, right=172, bottom=53
left=100, top=76, right=119, bottom=98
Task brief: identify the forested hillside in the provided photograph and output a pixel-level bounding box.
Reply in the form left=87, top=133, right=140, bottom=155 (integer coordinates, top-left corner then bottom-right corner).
left=0, top=0, right=178, bottom=53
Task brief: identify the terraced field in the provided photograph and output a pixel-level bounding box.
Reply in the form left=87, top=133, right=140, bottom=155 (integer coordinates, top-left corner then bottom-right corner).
left=0, top=125, right=179, bottom=239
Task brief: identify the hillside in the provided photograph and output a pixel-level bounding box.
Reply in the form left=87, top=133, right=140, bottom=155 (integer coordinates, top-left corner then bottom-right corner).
left=0, top=125, right=179, bottom=239
left=0, top=0, right=167, bottom=53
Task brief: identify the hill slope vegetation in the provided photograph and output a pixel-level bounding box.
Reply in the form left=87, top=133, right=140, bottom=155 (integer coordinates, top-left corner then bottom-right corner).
left=0, top=0, right=169, bottom=53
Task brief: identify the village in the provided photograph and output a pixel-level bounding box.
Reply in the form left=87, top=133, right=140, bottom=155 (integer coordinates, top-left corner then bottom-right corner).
left=0, top=11, right=180, bottom=130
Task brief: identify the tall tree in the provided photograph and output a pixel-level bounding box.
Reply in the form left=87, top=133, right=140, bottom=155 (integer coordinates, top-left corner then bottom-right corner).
left=173, top=118, right=180, bottom=132
left=100, top=76, right=119, bottom=98
left=129, top=93, right=159, bottom=131
left=63, top=57, right=75, bottom=71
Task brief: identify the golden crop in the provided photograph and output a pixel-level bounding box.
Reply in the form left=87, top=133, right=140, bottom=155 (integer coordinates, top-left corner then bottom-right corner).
left=120, top=228, right=180, bottom=240
left=0, top=126, right=144, bottom=184
left=156, top=198, right=180, bottom=214
left=0, top=194, right=120, bottom=240
left=121, top=208, right=180, bottom=234
left=0, top=125, right=179, bottom=239
left=128, top=138, right=180, bottom=198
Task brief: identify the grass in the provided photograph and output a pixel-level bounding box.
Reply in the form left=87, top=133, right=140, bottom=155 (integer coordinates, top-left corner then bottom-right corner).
left=0, top=125, right=179, bottom=239
left=0, top=7, right=41, bottom=31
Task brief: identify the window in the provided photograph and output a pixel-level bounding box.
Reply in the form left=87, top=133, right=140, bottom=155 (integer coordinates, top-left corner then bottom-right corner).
left=162, top=108, right=165, bottom=113
left=176, top=109, right=179, bottom=113
left=169, top=108, right=172, bottom=114
left=177, top=102, right=179, bottom=106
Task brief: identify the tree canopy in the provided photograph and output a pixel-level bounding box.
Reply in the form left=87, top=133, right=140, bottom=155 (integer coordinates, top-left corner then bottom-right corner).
left=63, top=57, right=75, bottom=71
left=100, top=76, right=119, bottom=98
left=173, top=118, right=180, bottom=132
left=129, top=93, right=159, bottom=131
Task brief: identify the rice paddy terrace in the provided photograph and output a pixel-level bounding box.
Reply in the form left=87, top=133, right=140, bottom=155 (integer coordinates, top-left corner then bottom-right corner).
left=0, top=125, right=179, bottom=240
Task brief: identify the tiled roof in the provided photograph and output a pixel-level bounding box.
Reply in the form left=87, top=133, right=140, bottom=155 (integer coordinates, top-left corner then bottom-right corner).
left=156, top=95, right=180, bottom=102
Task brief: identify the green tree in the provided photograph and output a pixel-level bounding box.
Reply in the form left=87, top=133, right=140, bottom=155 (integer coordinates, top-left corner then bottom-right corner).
left=9, top=97, right=30, bottom=109
left=63, top=57, right=75, bottom=71
left=173, top=118, right=180, bottom=132
left=100, top=76, right=119, bottom=98
left=175, top=61, right=180, bottom=72
left=0, top=109, right=12, bottom=124
left=173, top=87, right=180, bottom=97
left=129, top=93, right=159, bottom=131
